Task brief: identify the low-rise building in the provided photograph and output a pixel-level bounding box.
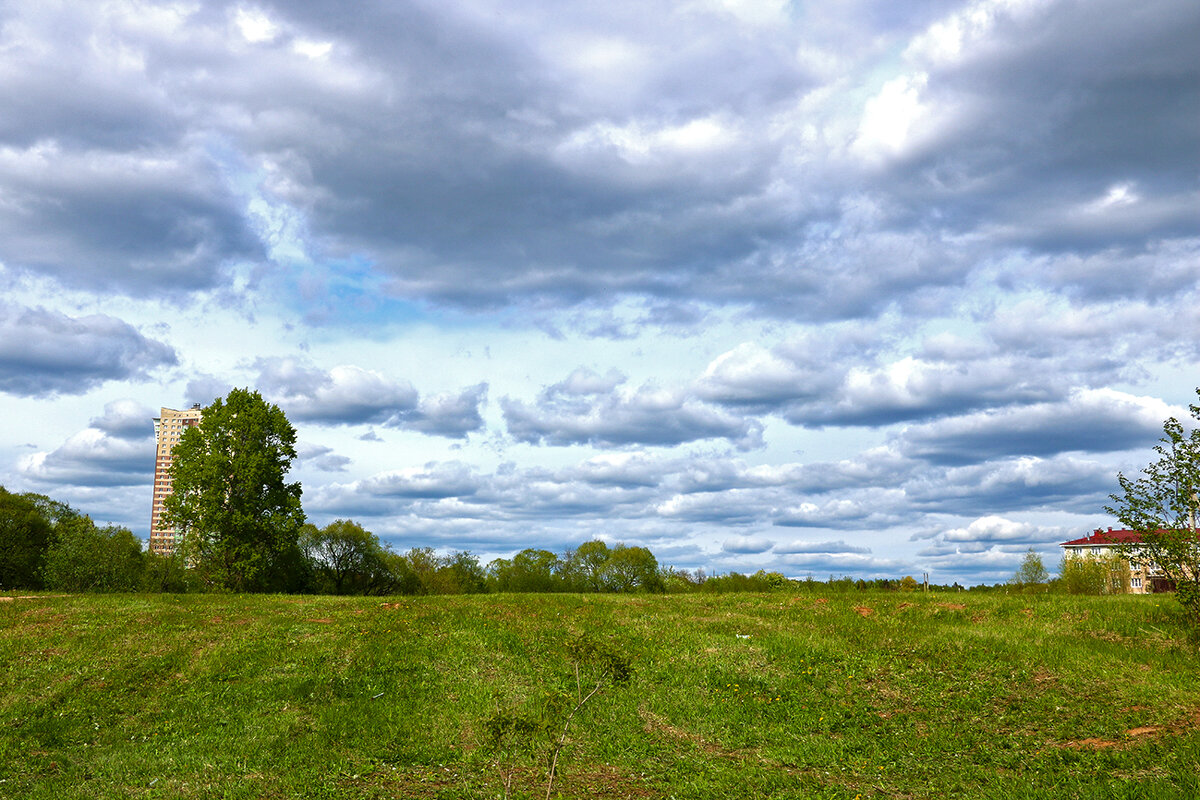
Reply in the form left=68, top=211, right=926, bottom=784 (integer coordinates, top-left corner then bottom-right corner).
left=1059, top=528, right=1174, bottom=594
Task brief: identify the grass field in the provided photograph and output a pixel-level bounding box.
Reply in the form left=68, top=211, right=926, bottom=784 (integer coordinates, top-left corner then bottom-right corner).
left=2, top=591, right=1198, bottom=799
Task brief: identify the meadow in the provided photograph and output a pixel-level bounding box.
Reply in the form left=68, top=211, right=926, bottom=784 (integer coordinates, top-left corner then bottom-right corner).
left=2, top=591, right=1198, bottom=799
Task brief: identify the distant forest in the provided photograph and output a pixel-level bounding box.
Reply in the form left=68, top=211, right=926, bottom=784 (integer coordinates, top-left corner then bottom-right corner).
left=3, top=485, right=1040, bottom=595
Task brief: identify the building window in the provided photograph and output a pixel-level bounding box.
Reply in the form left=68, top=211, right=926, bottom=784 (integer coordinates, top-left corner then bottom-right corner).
left=1131, top=577, right=1143, bottom=589
left=1091, top=546, right=1102, bottom=555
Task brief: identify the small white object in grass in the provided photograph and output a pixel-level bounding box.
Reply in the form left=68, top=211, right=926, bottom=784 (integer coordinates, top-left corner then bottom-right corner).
left=736, top=634, right=750, bottom=639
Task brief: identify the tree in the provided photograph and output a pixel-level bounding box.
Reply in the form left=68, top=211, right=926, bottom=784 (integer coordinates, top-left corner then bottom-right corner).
left=1011, top=548, right=1049, bottom=587
left=163, top=389, right=305, bottom=592
left=604, top=545, right=663, bottom=592
left=1105, top=389, right=1200, bottom=617
left=43, top=517, right=144, bottom=592
left=1058, top=552, right=1129, bottom=595
left=0, top=488, right=57, bottom=589
left=563, top=540, right=610, bottom=592
left=440, top=550, right=488, bottom=594
left=301, top=519, right=393, bottom=595
left=490, top=549, right=563, bottom=593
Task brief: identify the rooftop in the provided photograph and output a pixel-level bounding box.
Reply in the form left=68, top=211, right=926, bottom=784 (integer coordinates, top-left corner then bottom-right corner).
left=1060, top=528, right=1144, bottom=547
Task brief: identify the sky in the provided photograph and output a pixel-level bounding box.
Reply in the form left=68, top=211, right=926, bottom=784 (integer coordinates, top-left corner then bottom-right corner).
left=0, top=0, right=1197, bottom=585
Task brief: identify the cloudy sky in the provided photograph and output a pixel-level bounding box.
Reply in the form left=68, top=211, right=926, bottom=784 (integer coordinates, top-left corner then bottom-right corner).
left=1, top=0, right=1197, bottom=584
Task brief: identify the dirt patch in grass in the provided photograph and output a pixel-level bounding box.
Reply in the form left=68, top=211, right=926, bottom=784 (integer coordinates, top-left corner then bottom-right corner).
left=1056, top=713, right=1196, bottom=751
left=853, top=606, right=873, bottom=617
left=938, top=603, right=966, bottom=611
left=1069, top=737, right=1121, bottom=749
left=356, top=762, right=658, bottom=800
left=1126, top=726, right=1160, bottom=737
left=641, top=709, right=728, bottom=757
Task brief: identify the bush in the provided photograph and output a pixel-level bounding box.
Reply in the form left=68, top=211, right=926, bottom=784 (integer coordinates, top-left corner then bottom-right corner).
left=1059, top=553, right=1130, bottom=595
left=43, top=517, right=144, bottom=592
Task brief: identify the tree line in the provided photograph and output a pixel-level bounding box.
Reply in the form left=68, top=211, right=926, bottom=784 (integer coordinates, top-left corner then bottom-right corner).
left=0, top=486, right=938, bottom=596
left=6, top=385, right=1199, bottom=613
left=0, top=488, right=738, bottom=595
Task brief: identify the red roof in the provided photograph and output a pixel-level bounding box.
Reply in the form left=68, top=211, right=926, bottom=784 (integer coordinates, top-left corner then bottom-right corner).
left=1060, top=528, right=1144, bottom=547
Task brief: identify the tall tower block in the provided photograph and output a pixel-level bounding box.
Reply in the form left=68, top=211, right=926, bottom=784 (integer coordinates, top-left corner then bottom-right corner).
left=149, top=404, right=203, bottom=554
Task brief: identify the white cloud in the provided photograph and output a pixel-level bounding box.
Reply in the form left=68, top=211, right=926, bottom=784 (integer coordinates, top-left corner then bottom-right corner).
left=234, top=8, right=278, bottom=43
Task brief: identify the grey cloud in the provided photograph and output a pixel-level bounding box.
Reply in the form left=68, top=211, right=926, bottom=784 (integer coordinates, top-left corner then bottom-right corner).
left=503, top=376, right=762, bottom=449
left=89, top=399, right=155, bottom=441
left=18, top=427, right=152, bottom=488
left=654, top=491, right=767, bottom=525
left=897, top=389, right=1171, bottom=465
left=877, top=0, right=1200, bottom=258
left=256, top=358, right=485, bottom=438
left=772, top=552, right=906, bottom=579
left=184, top=374, right=235, bottom=408
left=0, top=144, right=262, bottom=294
left=357, top=462, right=483, bottom=501
left=3, top=0, right=1190, bottom=320
left=772, top=492, right=909, bottom=530
left=406, top=384, right=488, bottom=439
left=904, top=455, right=1115, bottom=516
left=559, top=453, right=664, bottom=489
left=1010, top=242, right=1200, bottom=305
left=548, top=367, right=627, bottom=397
left=0, top=305, right=176, bottom=397
left=697, top=333, right=1067, bottom=428
left=297, top=443, right=351, bottom=473
left=775, top=539, right=872, bottom=556
left=722, top=536, right=774, bottom=555
left=913, top=517, right=1070, bottom=558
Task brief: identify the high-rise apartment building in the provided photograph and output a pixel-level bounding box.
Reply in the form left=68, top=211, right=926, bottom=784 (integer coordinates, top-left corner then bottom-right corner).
left=149, top=404, right=203, bottom=554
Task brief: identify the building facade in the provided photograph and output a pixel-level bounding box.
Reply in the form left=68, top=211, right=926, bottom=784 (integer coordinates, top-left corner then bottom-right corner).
left=149, top=404, right=203, bottom=555
left=1059, top=528, right=1174, bottom=594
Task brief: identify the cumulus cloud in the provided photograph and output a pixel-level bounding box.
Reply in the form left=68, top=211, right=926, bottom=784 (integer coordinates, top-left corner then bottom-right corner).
left=89, top=399, right=155, bottom=440
left=296, top=443, right=351, bottom=473
left=897, top=389, right=1174, bottom=465
left=255, top=358, right=486, bottom=438
left=772, top=492, right=909, bottom=530
left=904, top=455, right=1116, bottom=516
left=696, top=331, right=1070, bottom=428
left=722, top=536, right=774, bottom=555
left=503, top=372, right=762, bottom=449
left=775, top=539, right=872, bottom=556
left=19, top=426, right=152, bottom=488
left=0, top=305, right=176, bottom=397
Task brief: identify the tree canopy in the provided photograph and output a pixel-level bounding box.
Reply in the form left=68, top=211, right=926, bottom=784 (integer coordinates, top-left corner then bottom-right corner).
left=1012, top=548, right=1049, bottom=587
left=1106, top=389, right=1200, bottom=616
left=163, top=388, right=305, bottom=592
left=301, top=519, right=393, bottom=595
left=0, top=487, right=58, bottom=589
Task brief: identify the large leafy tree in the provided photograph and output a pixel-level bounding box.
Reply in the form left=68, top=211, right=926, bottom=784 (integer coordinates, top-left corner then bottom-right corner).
left=1105, top=389, right=1200, bottom=617
left=163, top=389, right=305, bottom=592
left=0, top=488, right=57, bottom=589
left=301, top=519, right=393, bottom=595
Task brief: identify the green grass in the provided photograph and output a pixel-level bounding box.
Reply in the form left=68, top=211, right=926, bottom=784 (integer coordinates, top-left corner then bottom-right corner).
left=2, top=591, right=1198, bottom=799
